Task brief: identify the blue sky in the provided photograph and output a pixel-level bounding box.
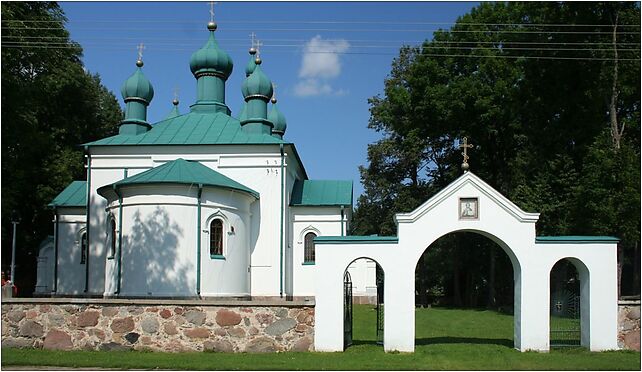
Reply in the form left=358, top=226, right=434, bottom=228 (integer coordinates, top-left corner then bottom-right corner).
left=61, top=1, right=478, bottom=197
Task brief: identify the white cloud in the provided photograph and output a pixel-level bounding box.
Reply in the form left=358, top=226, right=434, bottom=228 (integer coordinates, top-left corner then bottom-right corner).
left=293, top=36, right=349, bottom=97
left=299, top=36, right=350, bottom=79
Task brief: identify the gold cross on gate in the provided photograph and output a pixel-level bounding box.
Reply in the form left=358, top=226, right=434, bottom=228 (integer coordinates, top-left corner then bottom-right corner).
left=460, top=137, right=473, bottom=171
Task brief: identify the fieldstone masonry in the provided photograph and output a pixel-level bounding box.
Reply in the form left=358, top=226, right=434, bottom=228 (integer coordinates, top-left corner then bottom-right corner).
left=1, top=299, right=314, bottom=353
left=618, top=300, right=640, bottom=351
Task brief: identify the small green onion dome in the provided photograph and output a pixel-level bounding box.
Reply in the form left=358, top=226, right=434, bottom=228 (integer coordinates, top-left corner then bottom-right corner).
left=241, top=63, right=273, bottom=99
left=268, top=100, right=287, bottom=135
left=245, top=48, right=257, bottom=77
left=121, top=60, right=154, bottom=103
left=189, top=26, right=233, bottom=79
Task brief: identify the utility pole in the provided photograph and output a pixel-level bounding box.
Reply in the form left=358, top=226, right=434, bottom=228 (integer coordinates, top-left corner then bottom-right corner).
left=10, top=210, right=21, bottom=285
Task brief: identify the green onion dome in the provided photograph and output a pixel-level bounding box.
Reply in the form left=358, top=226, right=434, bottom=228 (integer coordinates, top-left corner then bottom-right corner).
left=241, top=62, right=273, bottom=100
left=189, top=24, right=233, bottom=80
left=268, top=99, right=287, bottom=136
left=120, top=60, right=154, bottom=104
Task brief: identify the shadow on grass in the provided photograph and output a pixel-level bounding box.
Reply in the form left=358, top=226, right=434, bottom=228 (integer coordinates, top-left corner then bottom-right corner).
left=351, top=340, right=380, bottom=346
left=416, top=337, right=514, bottom=348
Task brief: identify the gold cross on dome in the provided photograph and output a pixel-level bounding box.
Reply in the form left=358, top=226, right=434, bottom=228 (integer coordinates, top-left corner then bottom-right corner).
left=173, top=86, right=180, bottom=101
left=249, top=32, right=257, bottom=48
left=459, top=137, right=473, bottom=170
left=209, top=1, right=217, bottom=23
left=255, top=39, right=263, bottom=57
left=136, top=42, right=145, bottom=61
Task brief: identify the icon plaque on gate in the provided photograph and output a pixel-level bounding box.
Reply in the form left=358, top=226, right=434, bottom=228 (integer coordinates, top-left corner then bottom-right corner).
left=459, top=197, right=479, bottom=220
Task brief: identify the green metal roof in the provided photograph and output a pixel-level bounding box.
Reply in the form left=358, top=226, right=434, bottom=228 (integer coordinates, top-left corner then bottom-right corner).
left=49, top=181, right=87, bottom=208
left=84, top=111, right=285, bottom=147
left=97, top=158, right=259, bottom=199
left=536, top=236, right=619, bottom=244
left=290, top=180, right=353, bottom=207
left=314, top=236, right=398, bottom=244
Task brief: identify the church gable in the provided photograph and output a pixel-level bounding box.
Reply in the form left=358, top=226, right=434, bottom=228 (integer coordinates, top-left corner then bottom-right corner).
left=394, top=171, right=539, bottom=224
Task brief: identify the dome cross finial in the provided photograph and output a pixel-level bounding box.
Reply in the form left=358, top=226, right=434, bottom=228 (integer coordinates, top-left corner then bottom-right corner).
left=254, top=39, right=264, bottom=64
left=209, top=1, right=216, bottom=23
left=173, top=85, right=180, bottom=106
left=271, top=83, right=277, bottom=103
left=136, top=42, right=145, bottom=66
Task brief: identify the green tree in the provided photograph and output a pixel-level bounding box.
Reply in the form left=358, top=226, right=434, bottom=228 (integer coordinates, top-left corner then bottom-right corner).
left=353, top=2, right=641, bottom=305
left=1, top=2, right=122, bottom=295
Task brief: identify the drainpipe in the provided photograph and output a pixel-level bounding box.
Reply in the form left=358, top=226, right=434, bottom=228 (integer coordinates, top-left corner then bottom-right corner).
left=84, top=149, right=91, bottom=293
left=340, top=206, right=345, bottom=236
left=279, top=144, right=285, bottom=298
left=113, top=186, right=123, bottom=295
left=196, top=184, right=203, bottom=297
left=53, top=208, right=59, bottom=293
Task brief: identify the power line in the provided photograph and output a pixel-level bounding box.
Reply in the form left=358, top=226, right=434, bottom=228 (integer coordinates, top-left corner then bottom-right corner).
left=3, top=35, right=640, bottom=47
left=2, top=25, right=640, bottom=35
left=2, top=44, right=639, bottom=61
left=2, top=19, right=640, bottom=27
left=4, top=40, right=639, bottom=53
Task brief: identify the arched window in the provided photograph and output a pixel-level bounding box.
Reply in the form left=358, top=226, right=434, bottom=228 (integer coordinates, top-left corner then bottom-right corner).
left=110, top=218, right=116, bottom=257
left=80, top=232, right=88, bottom=264
left=210, top=219, right=224, bottom=256
left=304, top=232, right=316, bottom=263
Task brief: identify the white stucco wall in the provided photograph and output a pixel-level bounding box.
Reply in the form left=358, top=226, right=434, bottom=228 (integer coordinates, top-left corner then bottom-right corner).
left=291, top=207, right=345, bottom=296
left=102, top=184, right=255, bottom=298
left=88, top=144, right=306, bottom=298
left=314, top=172, right=619, bottom=353
left=54, top=208, right=87, bottom=295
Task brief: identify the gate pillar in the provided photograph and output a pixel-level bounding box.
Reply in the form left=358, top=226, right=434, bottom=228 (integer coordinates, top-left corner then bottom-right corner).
left=515, top=264, right=550, bottom=351
left=382, top=264, right=415, bottom=352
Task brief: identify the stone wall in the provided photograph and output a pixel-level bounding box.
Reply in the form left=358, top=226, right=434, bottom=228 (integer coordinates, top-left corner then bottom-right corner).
left=618, top=300, right=640, bottom=351
left=1, top=298, right=314, bottom=353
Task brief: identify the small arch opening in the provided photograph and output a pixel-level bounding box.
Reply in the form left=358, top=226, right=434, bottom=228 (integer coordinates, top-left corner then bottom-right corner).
left=343, top=257, right=384, bottom=350
left=549, top=258, right=588, bottom=348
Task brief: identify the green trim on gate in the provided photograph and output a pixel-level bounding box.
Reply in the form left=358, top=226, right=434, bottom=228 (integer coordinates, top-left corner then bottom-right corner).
left=314, top=236, right=399, bottom=244
left=210, top=254, right=225, bottom=260
left=302, top=261, right=315, bottom=266
left=535, top=236, right=620, bottom=244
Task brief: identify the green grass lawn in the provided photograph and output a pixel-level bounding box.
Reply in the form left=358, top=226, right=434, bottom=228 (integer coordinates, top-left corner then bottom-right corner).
left=2, top=305, right=639, bottom=370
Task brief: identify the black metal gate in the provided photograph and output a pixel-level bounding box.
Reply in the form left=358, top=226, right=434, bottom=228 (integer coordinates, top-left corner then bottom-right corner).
left=343, top=271, right=353, bottom=349
left=550, top=289, right=581, bottom=347
left=375, top=272, right=384, bottom=345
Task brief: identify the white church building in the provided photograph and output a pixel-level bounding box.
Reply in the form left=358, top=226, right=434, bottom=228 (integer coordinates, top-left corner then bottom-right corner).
left=32, top=18, right=622, bottom=354
left=37, top=21, right=376, bottom=300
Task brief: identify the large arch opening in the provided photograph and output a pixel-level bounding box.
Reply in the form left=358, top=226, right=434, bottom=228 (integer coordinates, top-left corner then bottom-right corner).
left=549, top=257, right=590, bottom=348
left=343, top=257, right=384, bottom=350
left=414, top=230, right=517, bottom=349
